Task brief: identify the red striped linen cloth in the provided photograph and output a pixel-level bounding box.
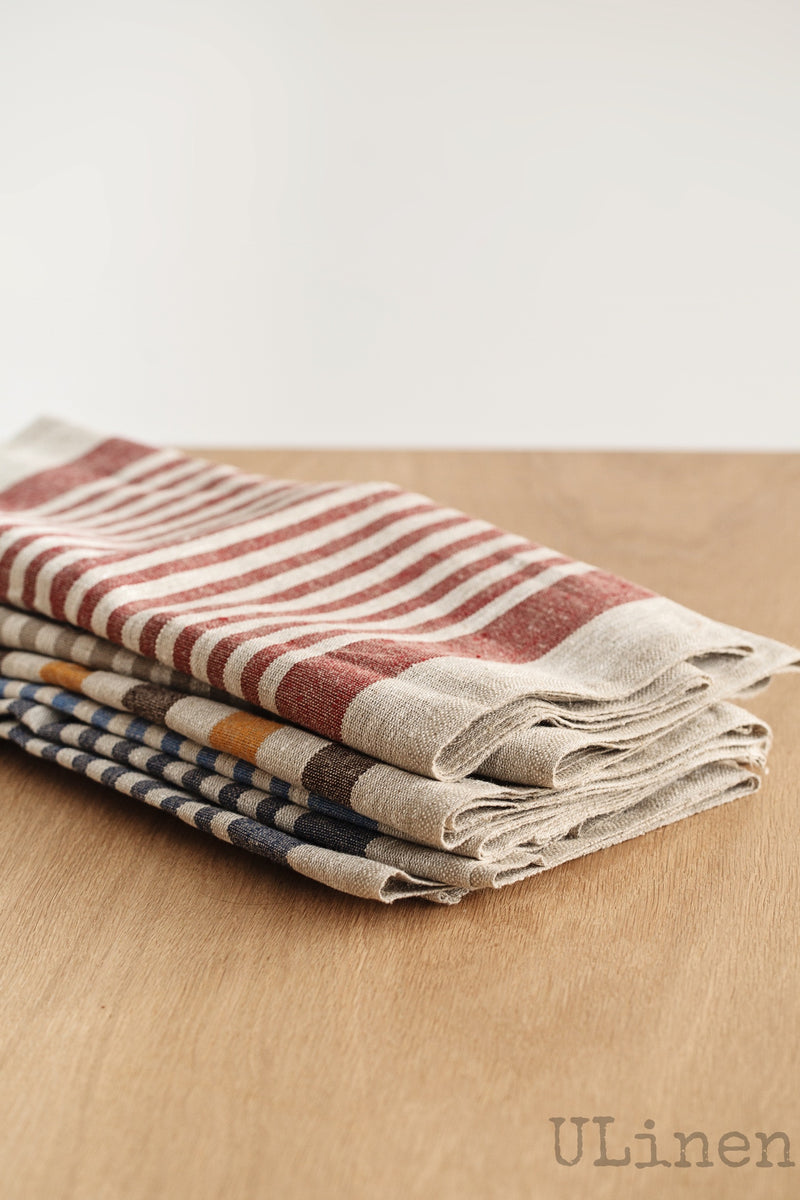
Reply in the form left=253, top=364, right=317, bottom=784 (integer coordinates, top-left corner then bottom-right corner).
left=0, top=418, right=796, bottom=903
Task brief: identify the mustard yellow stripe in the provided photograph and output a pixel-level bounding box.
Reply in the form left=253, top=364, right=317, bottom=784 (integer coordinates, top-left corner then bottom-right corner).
left=208, top=710, right=283, bottom=764
left=39, top=660, right=92, bottom=692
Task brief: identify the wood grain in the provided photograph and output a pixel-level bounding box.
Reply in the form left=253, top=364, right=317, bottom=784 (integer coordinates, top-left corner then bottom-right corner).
left=1, top=450, right=798, bottom=1200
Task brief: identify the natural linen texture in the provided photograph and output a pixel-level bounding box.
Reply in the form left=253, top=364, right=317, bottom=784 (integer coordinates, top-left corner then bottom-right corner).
left=0, top=418, right=796, bottom=903
left=0, top=637, right=768, bottom=903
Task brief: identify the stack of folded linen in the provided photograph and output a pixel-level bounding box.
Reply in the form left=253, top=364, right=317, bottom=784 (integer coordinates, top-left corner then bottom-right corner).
left=0, top=419, right=796, bottom=904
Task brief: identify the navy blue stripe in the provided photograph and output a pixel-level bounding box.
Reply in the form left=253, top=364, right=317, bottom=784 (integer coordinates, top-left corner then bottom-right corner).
left=7, top=724, right=34, bottom=748
left=1, top=718, right=333, bottom=882
left=255, top=795, right=283, bottom=824
left=100, top=763, right=129, bottom=787
left=226, top=816, right=294, bottom=863
left=162, top=730, right=186, bottom=757
left=306, top=792, right=381, bottom=832
left=194, top=805, right=222, bottom=833
left=270, top=776, right=291, bottom=802
left=231, top=757, right=255, bottom=784
left=78, top=726, right=105, bottom=752
left=293, top=811, right=374, bottom=857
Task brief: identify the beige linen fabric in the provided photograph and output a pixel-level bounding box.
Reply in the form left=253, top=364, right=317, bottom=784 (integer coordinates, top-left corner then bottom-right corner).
left=0, top=419, right=796, bottom=903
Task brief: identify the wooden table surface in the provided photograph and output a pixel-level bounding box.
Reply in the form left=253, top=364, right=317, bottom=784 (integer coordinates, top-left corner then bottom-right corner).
left=2, top=450, right=799, bottom=1200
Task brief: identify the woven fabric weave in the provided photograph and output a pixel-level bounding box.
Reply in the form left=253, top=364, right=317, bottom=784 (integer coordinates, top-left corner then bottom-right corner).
left=0, top=666, right=765, bottom=903
left=0, top=418, right=796, bottom=903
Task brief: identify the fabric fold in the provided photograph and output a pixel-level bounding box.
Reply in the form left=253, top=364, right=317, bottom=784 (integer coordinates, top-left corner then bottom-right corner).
left=0, top=680, right=763, bottom=903
left=0, top=639, right=772, bottom=856
left=1, top=418, right=795, bottom=782
left=0, top=417, right=796, bottom=904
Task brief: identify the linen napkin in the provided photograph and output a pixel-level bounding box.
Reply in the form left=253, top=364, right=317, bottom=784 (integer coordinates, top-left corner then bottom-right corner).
left=0, top=417, right=795, bottom=903
left=0, top=641, right=767, bottom=903
left=0, top=618, right=773, bottom=856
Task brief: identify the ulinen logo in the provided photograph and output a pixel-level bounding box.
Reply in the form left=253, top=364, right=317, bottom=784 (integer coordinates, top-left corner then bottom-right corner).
left=549, top=1117, right=795, bottom=1169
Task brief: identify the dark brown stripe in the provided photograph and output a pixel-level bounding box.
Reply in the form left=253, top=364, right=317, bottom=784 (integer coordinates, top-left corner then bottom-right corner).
left=122, top=683, right=182, bottom=725
left=301, top=742, right=375, bottom=807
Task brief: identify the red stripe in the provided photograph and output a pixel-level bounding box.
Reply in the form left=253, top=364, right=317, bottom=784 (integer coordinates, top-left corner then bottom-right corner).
left=0, top=453, right=202, bottom=592
left=45, top=484, right=375, bottom=624
left=275, top=639, right=433, bottom=737
left=228, top=527, right=512, bottom=619
left=264, top=542, right=560, bottom=623
left=173, top=548, right=566, bottom=692
left=272, top=571, right=651, bottom=738
left=3, top=477, right=306, bottom=615
left=0, top=527, right=109, bottom=606
left=458, top=569, right=651, bottom=661
left=39, top=453, right=199, bottom=519
left=100, top=479, right=303, bottom=542
left=0, top=437, right=153, bottom=511
left=139, top=512, right=479, bottom=660
left=88, top=473, right=264, bottom=533
left=158, top=506, right=460, bottom=668
left=69, top=457, right=213, bottom=524
left=82, top=486, right=409, bottom=638
left=0, top=446, right=187, bottom=606
left=8, top=478, right=319, bottom=613
left=0, top=435, right=657, bottom=761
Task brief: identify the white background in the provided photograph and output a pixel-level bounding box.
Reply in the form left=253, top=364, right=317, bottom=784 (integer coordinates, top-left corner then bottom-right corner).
left=1, top=0, right=799, bottom=449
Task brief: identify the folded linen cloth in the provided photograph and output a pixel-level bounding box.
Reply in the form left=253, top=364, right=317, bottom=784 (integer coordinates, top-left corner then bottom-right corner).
left=0, top=636, right=771, bottom=858
left=1, top=419, right=796, bottom=780
left=0, top=665, right=766, bottom=904
left=0, top=417, right=796, bottom=903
